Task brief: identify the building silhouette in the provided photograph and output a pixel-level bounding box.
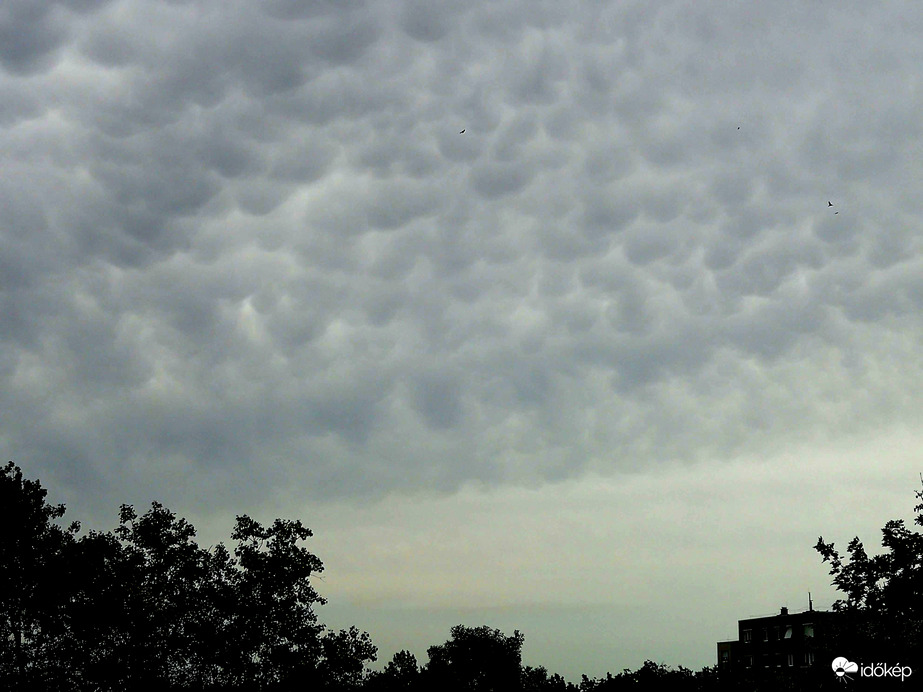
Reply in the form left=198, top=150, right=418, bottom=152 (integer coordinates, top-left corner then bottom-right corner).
left=717, top=605, right=837, bottom=675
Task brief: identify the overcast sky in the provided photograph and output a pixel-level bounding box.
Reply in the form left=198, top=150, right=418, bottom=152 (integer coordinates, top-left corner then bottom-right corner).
left=3, top=0, right=923, bottom=680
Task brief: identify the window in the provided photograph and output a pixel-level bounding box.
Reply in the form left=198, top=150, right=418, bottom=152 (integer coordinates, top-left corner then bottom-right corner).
left=742, top=629, right=752, bottom=643
left=783, top=626, right=792, bottom=639
left=721, top=650, right=729, bottom=663
left=787, top=654, right=794, bottom=667
left=745, top=655, right=753, bottom=668
left=804, top=652, right=815, bottom=665
left=762, top=628, right=769, bottom=642
left=803, top=623, right=814, bottom=638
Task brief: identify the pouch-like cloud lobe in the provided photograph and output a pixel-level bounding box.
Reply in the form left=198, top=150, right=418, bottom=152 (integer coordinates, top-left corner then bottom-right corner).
left=2, top=0, right=923, bottom=519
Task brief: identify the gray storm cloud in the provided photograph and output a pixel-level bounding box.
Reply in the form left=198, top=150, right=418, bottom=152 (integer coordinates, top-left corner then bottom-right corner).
left=2, top=0, right=923, bottom=520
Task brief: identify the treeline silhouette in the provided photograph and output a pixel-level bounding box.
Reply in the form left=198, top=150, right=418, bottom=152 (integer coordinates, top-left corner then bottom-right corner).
left=2, top=461, right=921, bottom=691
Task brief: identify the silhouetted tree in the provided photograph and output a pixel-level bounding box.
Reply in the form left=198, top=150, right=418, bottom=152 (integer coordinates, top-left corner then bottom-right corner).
left=577, top=662, right=723, bottom=692
left=814, top=479, right=923, bottom=666
left=317, top=626, right=378, bottom=690
left=521, top=664, right=575, bottom=691
left=1, top=463, right=380, bottom=691
left=423, top=625, right=525, bottom=692
left=365, top=649, right=421, bottom=692
left=0, top=461, right=78, bottom=690
left=225, top=515, right=328, bottom=690
left=61, top=527, right=139, bottom=690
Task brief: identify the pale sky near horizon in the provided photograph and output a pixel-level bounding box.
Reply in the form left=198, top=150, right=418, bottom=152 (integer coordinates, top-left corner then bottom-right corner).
left=3, top=0, right=923, bottom=681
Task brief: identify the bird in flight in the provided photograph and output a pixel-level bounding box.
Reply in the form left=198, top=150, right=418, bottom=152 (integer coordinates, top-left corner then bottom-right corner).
left=459, top=129, right=465, bottom=134
left=828, top=201, right=833, bottom=207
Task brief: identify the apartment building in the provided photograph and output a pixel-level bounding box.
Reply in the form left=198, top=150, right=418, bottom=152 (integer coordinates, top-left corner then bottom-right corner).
left=717, top=606, right=836, bottom=673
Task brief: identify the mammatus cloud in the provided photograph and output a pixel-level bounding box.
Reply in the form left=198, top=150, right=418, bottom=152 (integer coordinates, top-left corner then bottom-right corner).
left=1, top=1, right=922, bottom=521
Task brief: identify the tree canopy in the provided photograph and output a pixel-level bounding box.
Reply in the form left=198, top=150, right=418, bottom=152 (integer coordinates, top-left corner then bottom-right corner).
left=0, top=461, right=375, bottom=691
left=814, top=480, right=923, bottom=665
left=424, top=624, right=525, bottom=691
left=7, top=459, right=921, bottom=691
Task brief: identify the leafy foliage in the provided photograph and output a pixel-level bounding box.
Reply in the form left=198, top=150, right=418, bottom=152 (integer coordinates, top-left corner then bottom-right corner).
left=521, top=664, right=574, bottom=691
left=226, top=515, right=328, bottom=689
left=318, top=626, right=378, bottom=689
left=0, top=462, right=375, bottom=691
left=577, top=661, right=705, bottom=691
left=17, top=460, right=917, bottom=691
left=366, top=650, right=421, bottom=691
left=814, top=480, right=923, bottom=663
left=0, top=461, right=79, bottom=689
left=424, top=624, right=525, bottom=691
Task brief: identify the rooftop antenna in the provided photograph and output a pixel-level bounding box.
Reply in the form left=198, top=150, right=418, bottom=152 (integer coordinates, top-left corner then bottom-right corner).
left=808, top=592, right=813, bottom=612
